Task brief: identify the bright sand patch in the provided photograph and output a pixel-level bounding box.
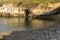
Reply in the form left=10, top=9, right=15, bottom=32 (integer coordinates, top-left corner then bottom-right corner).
left=0, top=32, right=11, bottom=39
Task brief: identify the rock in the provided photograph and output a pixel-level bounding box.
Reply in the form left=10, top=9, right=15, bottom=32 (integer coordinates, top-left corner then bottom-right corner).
left=35, top=7, right=60, bottom=19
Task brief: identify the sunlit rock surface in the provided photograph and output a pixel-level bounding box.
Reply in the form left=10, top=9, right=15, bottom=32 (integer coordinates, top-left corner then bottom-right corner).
left=0, top=2, right=60, bottom=17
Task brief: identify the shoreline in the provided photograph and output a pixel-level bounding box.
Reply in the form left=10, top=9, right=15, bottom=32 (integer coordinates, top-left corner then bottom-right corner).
left=0, top=23, right=60, bottom=40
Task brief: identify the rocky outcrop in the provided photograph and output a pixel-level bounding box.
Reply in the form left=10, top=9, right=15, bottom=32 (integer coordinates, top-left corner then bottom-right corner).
left=0, top=2, right=60, bottom=18
left=31, top=2, right=60, bottom=16
left=35, top=7, right=60, bottom=19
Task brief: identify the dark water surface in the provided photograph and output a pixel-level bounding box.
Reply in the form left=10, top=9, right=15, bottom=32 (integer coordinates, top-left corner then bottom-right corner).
left=0, top=17, right=59, bottom=32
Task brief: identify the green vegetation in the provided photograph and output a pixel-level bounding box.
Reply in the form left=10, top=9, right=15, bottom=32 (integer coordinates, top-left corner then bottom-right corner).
left=0, top=0, right=20, bottom=3
left=0, top=0, right=59, bottom=4
left=21, top=0, right=59, bottom=8
left=0, top=0, right=60, bottom=8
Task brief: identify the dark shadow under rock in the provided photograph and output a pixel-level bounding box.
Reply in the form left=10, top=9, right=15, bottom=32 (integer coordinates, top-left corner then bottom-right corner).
left=35, top=7, right=60, bottom=19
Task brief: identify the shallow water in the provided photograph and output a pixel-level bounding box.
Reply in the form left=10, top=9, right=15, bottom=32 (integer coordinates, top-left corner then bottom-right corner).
left=0, top=17, right=59, bottom=32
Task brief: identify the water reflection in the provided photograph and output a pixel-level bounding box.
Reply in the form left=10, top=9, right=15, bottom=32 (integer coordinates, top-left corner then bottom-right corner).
left=0, top=17, right=58, bottom=32
left=25, top=17, right=32, bottom=29
left=31, top=19, right=56, bottom=28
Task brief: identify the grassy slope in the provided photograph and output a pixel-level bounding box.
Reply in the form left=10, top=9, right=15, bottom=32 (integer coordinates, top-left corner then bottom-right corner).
left=0, top=0, right=59, bottom=7
left=22, top=0, right=59, bottom=7
left=0, top=0, right=59, bottom=3
left=0, top=0, right=20, bottom=2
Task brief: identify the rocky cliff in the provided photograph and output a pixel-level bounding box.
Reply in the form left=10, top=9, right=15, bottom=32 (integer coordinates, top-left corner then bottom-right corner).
left=0, top=2, right=60, bottom=18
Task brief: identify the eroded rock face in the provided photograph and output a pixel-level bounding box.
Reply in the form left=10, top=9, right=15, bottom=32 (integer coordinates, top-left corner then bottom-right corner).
left=0, top=2, right=60, bottom=18
left=35, top=7, right=60, bottom=19
left=31, top=2, right=60, bottom=16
